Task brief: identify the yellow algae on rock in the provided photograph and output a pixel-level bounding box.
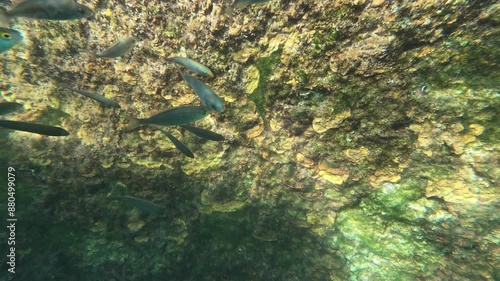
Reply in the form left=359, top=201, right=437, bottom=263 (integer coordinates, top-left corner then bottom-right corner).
left=168, top=219, right=188, bottom=245
left=219, top=91, right=235, bottom=103
left=116, top=162, right=131, bottom=169
left=440, top=131, right=477, bottom=155
left=90, top=221, right=106, bottom=233
left=245, top=120, right=265, bottom=138
left=128, top=155, right=163, bottom=168
left=100, top=157, right=114, bottom=169
left=100, top=9, right=113, bottom=17
left=114, top=60, right=136, bottom=73
left=260, top=33, right=287, bottom=58
left=181, top=149, right=225, bottom=176
left=426, top=167, right=495, bottom=210
left=170, top=93, right=197, bottom=107
left=369, top=170, right=401, bottom=187
left=122, top=73, right=137, bottom=84
left=233, top=46, right=260, bottom=64
left=101, top=85, right=121, bottom=99
left=296, top=153, right=315, bottom=168
left=344, top=147, right=370, bottom=163
left=317, top=163, right=349, bottom=185
left=280, top=31, right=302, bottom=65
left=468, top=124, right=485, bottom=136
left=134, top=236, right=150, bottom=243
left=77, top=126, right=100, bottom=145
left=46, top=95, right=61, bottom=109
left=199, top=200, right=246, bottom=214
left=312, top=110, right=351, bottom=133
left=427, top=178, right=472, bottom=204
left=243, top=65, right=260, bottom=94
left=26, top=149, right=52, bottom=167
left=318, top=171, right=348, bottom=185
left=411, top=121, right=483, bottom=156
left=82, top=168, right=98, bottom=178
left=318, top=162, right=341, bottom=174
left=307, top=212, right=336, bottom=228
left=269, top=117, right=284, bottom=132
left=450, top=123, right=464, bottom=133
left=138, top=131, right=154, bottom=141
left=252, top=231, right=279, bottom=242
left=311, top=227, right=327, bottom=236
left=270, top=136, right=294, bottom=154
left=127, top=218, right=145, bottom=233
left=409, top=123, right=437, bottom=156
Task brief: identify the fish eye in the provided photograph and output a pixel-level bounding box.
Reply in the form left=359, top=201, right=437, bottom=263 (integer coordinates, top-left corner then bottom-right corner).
left=78, top=8, right=86, bottom=14
left=1, top=33, right=11, bottom=39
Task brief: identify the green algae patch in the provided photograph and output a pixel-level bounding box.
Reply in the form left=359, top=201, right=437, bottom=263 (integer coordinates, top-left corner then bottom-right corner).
left=198, top=200, right=246, bottom=214
left=128, top=154, right=163, bottom=168
left=337, top=208, right=444, bottom=280
left=249, top=48, right=282, bottom=119
left=362, top=178, right=427, bottom=222
left=38, top=106, right=70, bottom=126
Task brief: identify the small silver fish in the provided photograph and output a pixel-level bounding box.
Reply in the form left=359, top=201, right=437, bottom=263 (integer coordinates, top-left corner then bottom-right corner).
left=180, top=125, right=225, bottom=141
left=158, top=129, right=194, bottom=158
left=181, top=73, right=224, bottom=113
left=166, top=57, right=213, bottom=76
left=0, top=102, right=23, bottom=115
left=63, top=86, right=121, bottom=108
left=3, top=0, right=92, bottom=21
left=226, top=0, right=270, bottom=15
left=94, top=36, right=137, bottom=59
left=0, top=120, right=69, bottom=136
left=126, top=106, right=209, bottom=131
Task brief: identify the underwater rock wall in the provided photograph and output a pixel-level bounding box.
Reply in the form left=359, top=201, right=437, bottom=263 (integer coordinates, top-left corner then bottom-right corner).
left=0, top=0, right=498, bottom=280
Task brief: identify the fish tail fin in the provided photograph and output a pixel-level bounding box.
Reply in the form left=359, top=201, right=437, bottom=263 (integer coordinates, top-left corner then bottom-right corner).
left=85, top=51, right=97, bottom=61
left=0, top=10, right=11, bottom=26
left=11, top=0, right=24, bottom=8
left=125, top=114, right=141, bottom=131
left=225, top=6, right=234, bottom=17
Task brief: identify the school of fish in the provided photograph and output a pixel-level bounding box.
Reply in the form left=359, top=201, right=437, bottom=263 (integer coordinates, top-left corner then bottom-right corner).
left=0, top=0, right=270, bottom=211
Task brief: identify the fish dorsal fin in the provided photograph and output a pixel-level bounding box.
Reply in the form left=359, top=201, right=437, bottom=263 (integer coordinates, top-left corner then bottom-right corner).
left=0, top=13, right=9, bottom=27
left=62, top=0, right=77, bottom=9
left=11, top=0, right=23, bottom=8
left=53, top=0, right=78, bottom=8
left=13, top=0, right=76, bottom=9
left=11, top=0, right=38, bottom=9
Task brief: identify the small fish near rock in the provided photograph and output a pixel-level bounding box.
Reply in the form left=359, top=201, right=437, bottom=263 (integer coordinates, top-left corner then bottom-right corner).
left=92, top=36, right=137, bottom=59
left=63, top=86, right=121, bottom=108
left=180, top=124, right=225, bottom=141
left=166, top=57, right=213, bottom=76
left=0, top=120, right=69, bottom=136
left=226, top=0, right=271, bottom=16
left=181, top=73, right=224, bottom=113
left=126, top=105, right=209, bottom=131
left=2, top=0, right=93, bottom=21
left=158, top=128, right=194, bottom=158
left=0, top=102, right=23, bottom=115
